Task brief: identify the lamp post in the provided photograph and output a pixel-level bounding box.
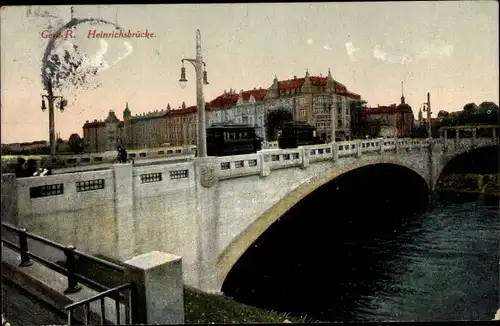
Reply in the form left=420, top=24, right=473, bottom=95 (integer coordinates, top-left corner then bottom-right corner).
left=41, top=79, right=67, bottom=156
left=422, top=92, right=432, bottom=138
left=179, top=29, right=209, bottom=158
left=330, top=100, right=337, bottom=143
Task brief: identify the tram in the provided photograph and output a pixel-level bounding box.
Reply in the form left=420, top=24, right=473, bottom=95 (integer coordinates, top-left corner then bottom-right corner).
left=277, top=121, right=325, bottom=149
left=206, top=123, right=262, bottom=157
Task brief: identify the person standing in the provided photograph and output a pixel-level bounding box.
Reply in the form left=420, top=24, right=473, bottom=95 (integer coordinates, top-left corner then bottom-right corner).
left=14, top=157, right=27, bottom=178
left=25, top=159, right=37, bottom=177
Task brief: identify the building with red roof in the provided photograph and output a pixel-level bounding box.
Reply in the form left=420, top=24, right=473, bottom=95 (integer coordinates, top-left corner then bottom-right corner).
left=262, top=69, right=361, bottom=140
left=81, top=69, right=363, bottom=149
left=365, top=90, right=415, bottom=138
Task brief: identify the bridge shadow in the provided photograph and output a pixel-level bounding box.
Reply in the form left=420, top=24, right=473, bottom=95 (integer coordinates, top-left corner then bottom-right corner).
left=436, top=145, right=499, bottom=205
left=221, top=163, right=429, bottom=322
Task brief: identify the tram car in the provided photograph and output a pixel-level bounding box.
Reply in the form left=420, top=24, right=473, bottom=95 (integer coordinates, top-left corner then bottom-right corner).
left=277, top=121, right=325, bottom=149
left=206, top=123, right=262, bottom=157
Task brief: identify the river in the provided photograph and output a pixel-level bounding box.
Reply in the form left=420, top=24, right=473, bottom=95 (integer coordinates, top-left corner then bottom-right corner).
left=341, top=201, right=499, bottom=321
left=224, top=196, right=499, bottom=322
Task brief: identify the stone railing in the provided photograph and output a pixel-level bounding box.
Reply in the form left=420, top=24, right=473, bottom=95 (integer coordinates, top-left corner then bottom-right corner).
left=1, top=145, right=197, bottom=172
left=215, top=137, right=433, bottom=180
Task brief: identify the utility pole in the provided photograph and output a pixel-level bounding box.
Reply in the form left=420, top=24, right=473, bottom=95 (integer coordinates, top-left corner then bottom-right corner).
left=426, top=92, right=432, bottom=138
left=330, top=100, right=337, bottom=143
left=179, top=29, right=210, bottom=157
left=41, top=79, right=66, bottom=156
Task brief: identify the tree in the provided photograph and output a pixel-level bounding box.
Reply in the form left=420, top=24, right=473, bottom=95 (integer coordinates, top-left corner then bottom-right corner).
left=349, top=100, right=368, bottom=139
left=478, top=101, right=500, bottom=126
left=264, top=108, right=293, bottom=141
left=67, top=133, right=85, bottom=153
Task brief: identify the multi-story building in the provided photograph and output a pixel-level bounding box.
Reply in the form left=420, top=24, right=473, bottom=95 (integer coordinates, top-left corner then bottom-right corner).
left=83, top=103, right=170, bottom=152
left=81, top=70, right=362, bottom=151
left=263, top=69, right=361, bottom=140
left=365, top=94, right=414, bottom=138
left=82, top=119, right=107, bottom=152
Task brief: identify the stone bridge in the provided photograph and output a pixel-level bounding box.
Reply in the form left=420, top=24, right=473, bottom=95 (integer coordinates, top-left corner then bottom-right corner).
left=1, top=134, right=497, bottom=294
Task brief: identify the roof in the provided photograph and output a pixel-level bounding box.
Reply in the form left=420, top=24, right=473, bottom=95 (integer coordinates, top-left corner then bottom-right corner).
left=396, top=103, right=413, bottom=113
left=209, top=93, right=239, bottom=110
left=277, top=76, right=348, bottom=93
left=366, top=105, right=398, bottom=115
left=367, top=103, right=414, bottom=115
left=241, top=88, right=267, bottom=101
left=83, top=120, right=106, bottom=128
left=166, top=105, right=198, bottom=117
left=133, top=110, right=168, bottom=121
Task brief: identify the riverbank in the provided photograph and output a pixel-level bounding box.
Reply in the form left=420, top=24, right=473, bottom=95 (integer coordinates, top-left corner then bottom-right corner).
left=57, top=256, right=311, bottom=324
left=436, top=173, right=499, bottom=204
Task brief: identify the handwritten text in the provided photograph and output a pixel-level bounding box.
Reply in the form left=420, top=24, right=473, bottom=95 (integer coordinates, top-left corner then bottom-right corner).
left=41, top=29, right=74, bottom=39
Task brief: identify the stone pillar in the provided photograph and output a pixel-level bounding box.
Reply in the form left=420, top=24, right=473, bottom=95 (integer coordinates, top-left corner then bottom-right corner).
left=1, top=174, right=19, bottom=227
left=379, top=138, right=384, bottom=154
left=471, top=128, right=477, bottom=146
left=443, top=129, right=448, bottom=151
left=332, top=143, right=339, bottom=161
left=259, top=151, right=271, bottom=175
left=356, top=140, right=362, bottom=158
left=299, top=147, right=310, bottom=168
left=493, top=127, right=497, bottom=139
left=124, top=251, right=185, bottom=324
left=395, top=139, right=399, bottom=153
left=113, top=163, right=135, bottom=261
left=194, top=157, right=220, bottom=293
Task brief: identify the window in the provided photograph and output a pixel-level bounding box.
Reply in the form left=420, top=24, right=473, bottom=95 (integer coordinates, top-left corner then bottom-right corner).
left=30, top=184, right=64, bottom=198
left=170, top=169, right=188, bottom=179
left=140, top=173, right=162, bottom=183
left=76, top=179, right=105, bottom=192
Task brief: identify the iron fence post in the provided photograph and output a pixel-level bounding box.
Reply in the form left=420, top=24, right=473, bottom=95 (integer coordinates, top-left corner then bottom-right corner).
left=18, top=228, right=33, bottom=267
left=64, top=245, right=82, bottom=294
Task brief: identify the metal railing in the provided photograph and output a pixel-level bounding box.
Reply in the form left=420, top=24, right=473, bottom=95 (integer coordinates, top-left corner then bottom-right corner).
left=1, top=222, right=134, bottom=325
left=65, top=283, right=133, bottom=325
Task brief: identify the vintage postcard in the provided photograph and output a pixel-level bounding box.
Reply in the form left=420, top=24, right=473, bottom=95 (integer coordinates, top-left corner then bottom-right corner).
left=1, top=3, right=498, bottom=325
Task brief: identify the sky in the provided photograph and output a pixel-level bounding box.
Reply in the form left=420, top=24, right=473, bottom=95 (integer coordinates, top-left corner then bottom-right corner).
left=1, top=2, right=498, bottom=143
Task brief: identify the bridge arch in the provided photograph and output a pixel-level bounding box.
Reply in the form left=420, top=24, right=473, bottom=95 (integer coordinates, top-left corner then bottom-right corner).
left=440, top=144, right=498, bottom=176
left=216, top=155, right=429, bottom=289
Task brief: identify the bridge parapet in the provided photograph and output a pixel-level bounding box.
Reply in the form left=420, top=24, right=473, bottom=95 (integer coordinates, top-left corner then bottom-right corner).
left=214, top=138, right=434, bottom=181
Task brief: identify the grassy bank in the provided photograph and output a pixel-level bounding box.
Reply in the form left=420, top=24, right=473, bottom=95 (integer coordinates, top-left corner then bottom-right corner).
left=437, top=173, right=499, bottom=197
left=58, top=255, right=309, bottom=324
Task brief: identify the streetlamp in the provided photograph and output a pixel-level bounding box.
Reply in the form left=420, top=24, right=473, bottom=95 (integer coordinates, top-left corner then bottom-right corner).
left=330, top=100, right=337, bottom=143
left=41, top=79, right=67, bottom=156
left=179, top=29, right=209, bottom=158
left=422, top=92, right=432, bottom=138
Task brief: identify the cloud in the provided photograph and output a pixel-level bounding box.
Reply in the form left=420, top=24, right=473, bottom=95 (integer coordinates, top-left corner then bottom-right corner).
left=373, top=45, right=388, bottom=61
left=345, top=42, right=360, bottom=61
left=306, top=39, right=314, bottom=45
left=415, top=42, right=454, bottom=60
left=323, top=44, right=332, bottom=51
left=373, top=44, right=412, bottom=64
